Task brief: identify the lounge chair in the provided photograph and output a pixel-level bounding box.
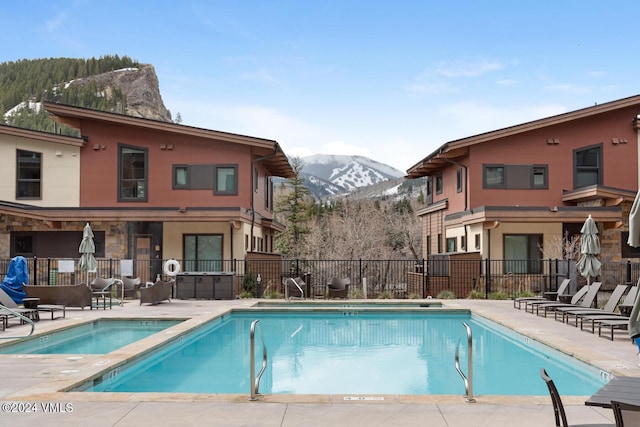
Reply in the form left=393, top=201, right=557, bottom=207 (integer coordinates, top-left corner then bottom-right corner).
left=555, top=284, right=628, bottom=326
left=525, top=280, right=581, bottom=313
left=328, top=277, right=350, bottom=299
left=0, top=288, right=39, bottom=324
left=580, top=287, right=639, bottom=333
left=612, top=400, right=640, bottom=426
left=533, top=284, right=595, bottom=317
left=140, top=280, right=173, bottom=305
left=540, top=368, right=614, bottom=427
left=597, top=318, right=632, bottom=340
left=514, top=278, right=571, bottom=309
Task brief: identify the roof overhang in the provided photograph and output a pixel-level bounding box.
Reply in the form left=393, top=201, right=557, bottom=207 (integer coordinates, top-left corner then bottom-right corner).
left=43, top=102, right=294, bottom=178
left=561, top=185, right=637, bottom=205
left=406, top=94, right=640, bottom=179
left=439, top=205, right=623, bottom=229
left=0, top=123, right=85, bottom=147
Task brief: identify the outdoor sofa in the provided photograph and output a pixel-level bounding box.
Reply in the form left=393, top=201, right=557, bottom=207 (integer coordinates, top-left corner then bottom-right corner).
left=23, top=284, right=91, bottom=309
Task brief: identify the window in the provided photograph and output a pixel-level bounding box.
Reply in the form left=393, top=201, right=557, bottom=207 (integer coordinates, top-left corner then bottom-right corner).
left=16, top=149, right=41, bottom=199
left=173, top=165, right=189, bottom=188
left=446, top=237, right=457, bottom=252
left=574, top=144, right=602, bottom=188
left=474, top=233, right=480, bottom=250
left=435, top=173, right=443, bottom=194
left=437, top=233, right=442, bottom=253
left=426, top=235, right=431, bottom=256
left=532, top=165, right=548, bottom=188
left=456, top=168, right=463, bottom=193
left=265, top=176, right=272, bottom=210
left=119, top=145, right=147, bottom=201
left=503, top=234, right=542, bottom=274
left=215, top=165, right=238, bottom=195
left=483, top=164, right=548, bottom=189
left=426, top=177, right=433, bottom=204
left=483, top=165, right=504, bottom=188
left=183, top=234, right=223, bottom=272
left=460, top=235, right=466, bottom=251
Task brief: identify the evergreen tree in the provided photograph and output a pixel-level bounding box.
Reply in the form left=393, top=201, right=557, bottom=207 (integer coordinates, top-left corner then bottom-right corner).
left=274, top=156, right=312, bottom=257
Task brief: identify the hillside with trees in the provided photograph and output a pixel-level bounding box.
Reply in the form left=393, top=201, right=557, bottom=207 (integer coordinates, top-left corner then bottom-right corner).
left=0, top=55, right=140, bottom=135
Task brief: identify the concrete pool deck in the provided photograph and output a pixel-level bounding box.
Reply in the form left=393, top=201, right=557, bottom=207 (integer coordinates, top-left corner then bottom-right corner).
left=0, top=297, right=637, bottom=426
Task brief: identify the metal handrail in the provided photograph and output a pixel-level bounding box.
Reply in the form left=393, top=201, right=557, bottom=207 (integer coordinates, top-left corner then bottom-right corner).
left=284, top=278, right=304, bottom=300
left=0, top=304, right=35, bottom=339
left=454, top=322, right=475, bottom=403
left=249, top=319, right=268, bottom=401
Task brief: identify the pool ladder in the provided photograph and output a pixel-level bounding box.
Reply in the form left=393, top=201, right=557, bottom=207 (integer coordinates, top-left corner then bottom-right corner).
left=455, top=322, right=475, bottom=403
left=0, top=304, right=35, bottom=339
left=249, top=319, right=268, bottom=401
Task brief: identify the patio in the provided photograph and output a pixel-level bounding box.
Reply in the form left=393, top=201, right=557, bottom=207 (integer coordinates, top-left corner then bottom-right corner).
left=0, top=298, right=635, bottom=426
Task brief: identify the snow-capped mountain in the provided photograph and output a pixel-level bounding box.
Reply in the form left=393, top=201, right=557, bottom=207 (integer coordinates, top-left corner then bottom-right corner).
left=299, top=154, right=405, bottom=199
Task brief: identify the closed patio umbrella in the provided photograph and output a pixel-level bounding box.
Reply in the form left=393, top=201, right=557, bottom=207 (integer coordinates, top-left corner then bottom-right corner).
left=576, top=215, right=601, bottom=291
left=627, top=193, right=640, bottom=356
left=78, top=223, right=97, bottom=286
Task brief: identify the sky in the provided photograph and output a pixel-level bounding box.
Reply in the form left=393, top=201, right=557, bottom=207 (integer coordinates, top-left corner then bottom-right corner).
left=2, top=1, right=639, bottom=172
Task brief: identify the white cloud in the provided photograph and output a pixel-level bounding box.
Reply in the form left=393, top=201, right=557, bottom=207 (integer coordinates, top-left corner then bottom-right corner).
left=321, top=140, right=372, bottom=157
left=432, top=60, right=504, bottom=78
left=45, top=11, right=67, bottom=31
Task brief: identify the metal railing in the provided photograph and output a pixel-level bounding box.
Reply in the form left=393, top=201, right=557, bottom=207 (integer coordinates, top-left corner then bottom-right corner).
left=249, top=319, right=268, bottom=401
left=0, top=305, right=35, bottom=339
left=8, top=256, right=640, bottom=300
left=454, top=322, right=475, bottom=403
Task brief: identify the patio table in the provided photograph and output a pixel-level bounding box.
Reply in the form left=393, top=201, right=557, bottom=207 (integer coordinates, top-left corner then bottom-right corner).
left=585, top=376, right=640, bottom=408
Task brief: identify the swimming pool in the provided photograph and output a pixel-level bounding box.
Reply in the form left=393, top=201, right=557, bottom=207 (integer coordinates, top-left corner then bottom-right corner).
left=255, top=301, right=443, bottom=308
left=78, top=310, right=608, bottom=396
left=0, top=319, right=182, bottom=354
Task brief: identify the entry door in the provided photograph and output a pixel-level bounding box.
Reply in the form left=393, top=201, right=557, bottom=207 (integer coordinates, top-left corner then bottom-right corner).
left=134, top=235, right=151, bottom=283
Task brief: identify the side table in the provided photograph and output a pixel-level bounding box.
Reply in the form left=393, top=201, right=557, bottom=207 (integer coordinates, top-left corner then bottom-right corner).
left=92, top=291, right=112, bottom=310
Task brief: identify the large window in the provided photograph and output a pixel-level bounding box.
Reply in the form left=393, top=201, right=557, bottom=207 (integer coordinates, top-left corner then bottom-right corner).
left=119, top=145, right=147, bottom=201
left=483, top=165, right=504, bottom=188
left=173, top=165, right=189, bottom=188
left=483, top=164, right=548, bottom=189
left=16, top=149, right=41, bottom=199
left=503, top=234, right=542, bottom=274
left=184, top=234, right=223, bottom=272
left=574, top=144, right=602, bottom=188
left=215, top=165, right=238, bottom=195
left=435, top=173, right=443, bottom=194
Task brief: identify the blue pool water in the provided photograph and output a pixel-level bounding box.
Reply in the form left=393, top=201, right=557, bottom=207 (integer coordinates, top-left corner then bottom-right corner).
left=0, top=319, right=182, bottom=354
left=80, top=311, right=608, bottom=396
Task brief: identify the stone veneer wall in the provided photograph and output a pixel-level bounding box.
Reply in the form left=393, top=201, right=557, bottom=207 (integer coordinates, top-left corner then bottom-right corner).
left=0, top=216, right=128, bottom=259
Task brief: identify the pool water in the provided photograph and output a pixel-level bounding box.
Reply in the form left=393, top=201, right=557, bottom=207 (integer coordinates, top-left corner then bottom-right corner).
left=81, top=311, right=608, bottom=396
left=0, top=319, right=182, bottom=354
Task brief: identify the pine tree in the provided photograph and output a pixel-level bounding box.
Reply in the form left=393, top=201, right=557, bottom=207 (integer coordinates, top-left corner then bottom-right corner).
left=274, top=156, right=312, bottom=257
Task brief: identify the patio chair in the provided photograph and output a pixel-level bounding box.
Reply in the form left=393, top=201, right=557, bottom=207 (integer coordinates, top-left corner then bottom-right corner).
left=328, top=277, right=350, bottom=299
left=515, top=278, right=571, bottom=309
left=119, top=277, right=142, bottom=299
left=612, top=400, right=640, bottom=427
left=0, top=288, right=39, bottom=324
left=140, top=279, right=173, bottom=305
left=540, top=368, right=614, bottom=427
left=284, top=277, right=305, bottom=299
left=556, top=284, right=628, bottom=326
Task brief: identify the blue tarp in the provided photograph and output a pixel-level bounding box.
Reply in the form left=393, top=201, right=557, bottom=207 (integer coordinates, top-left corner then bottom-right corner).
left=0, top=256, right=28, bottom=304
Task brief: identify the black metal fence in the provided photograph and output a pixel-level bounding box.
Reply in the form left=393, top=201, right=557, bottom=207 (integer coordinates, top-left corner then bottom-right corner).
left=9, top=256, right=640, bottom=300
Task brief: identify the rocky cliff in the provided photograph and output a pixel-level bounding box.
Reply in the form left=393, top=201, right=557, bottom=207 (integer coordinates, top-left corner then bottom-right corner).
left=66, top=64, right=172, bottom=122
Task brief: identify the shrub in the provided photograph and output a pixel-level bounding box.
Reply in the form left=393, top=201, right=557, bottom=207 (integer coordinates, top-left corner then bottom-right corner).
left=351, top=289, right=364, bottom=299
left=378, top=291, right=393, bottom=299
left=513, top=290, right=535, bottom=298
left=242, top=272, right=257, bottom=295
left=436, top=290, right=456, bottom=299
left=265, top=291, right=282, bottom=299
left=239, top=291, right=254, bottom=299
left=408, top=293, right=421, bottom=299
left=489, top=291, right=509, bottom=300
left=467, top=290, right=485, bottom=299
